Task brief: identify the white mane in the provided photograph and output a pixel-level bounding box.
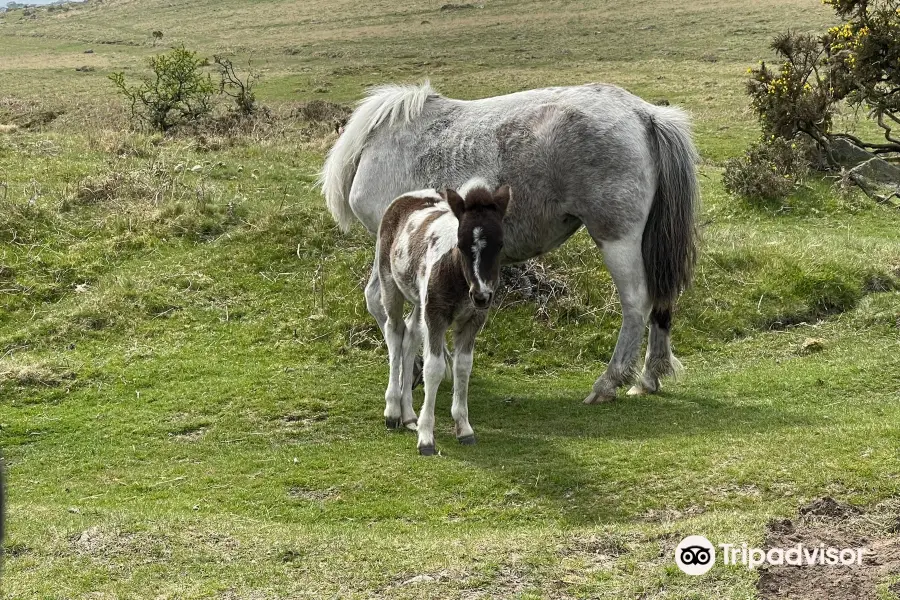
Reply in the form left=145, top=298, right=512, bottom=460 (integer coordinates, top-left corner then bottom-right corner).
left=320, top=82, right=436, bottom=232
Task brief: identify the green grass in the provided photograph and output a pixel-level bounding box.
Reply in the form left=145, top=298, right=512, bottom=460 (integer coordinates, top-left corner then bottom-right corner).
left=2, top=0, right=900, bottom=598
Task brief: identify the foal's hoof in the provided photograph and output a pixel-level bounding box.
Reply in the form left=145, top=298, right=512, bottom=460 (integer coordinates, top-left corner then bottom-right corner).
left=385, top=417, right=402, bottom=430
left=418, top=444, right=436, bottom=456
left=583, top=391, right=616, bottom=405
left=403, top=419, right=418, bottom=432
left=457, top=434, right=477, bottom=446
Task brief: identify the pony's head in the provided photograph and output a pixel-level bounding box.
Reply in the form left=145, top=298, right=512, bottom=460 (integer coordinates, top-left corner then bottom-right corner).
left=443, top=185, right=510, bottom=309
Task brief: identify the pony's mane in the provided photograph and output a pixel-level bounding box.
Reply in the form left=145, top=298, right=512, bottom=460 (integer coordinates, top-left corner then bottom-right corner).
left=320, top=82, right=438, bottom=232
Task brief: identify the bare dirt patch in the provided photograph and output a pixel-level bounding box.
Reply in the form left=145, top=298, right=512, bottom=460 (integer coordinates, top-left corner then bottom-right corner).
left=757, top=496, right=900, bottom=600
left=287, top=486, right=340, bottom=502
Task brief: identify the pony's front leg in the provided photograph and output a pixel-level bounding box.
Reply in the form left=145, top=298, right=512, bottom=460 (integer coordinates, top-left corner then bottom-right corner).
left=417, top=315, right=449, bottom=455
left=451, top=313, right=486, bottom=445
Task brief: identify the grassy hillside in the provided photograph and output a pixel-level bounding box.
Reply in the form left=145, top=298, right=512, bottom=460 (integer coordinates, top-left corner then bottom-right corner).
left=2, top=0, right=900, bottom=598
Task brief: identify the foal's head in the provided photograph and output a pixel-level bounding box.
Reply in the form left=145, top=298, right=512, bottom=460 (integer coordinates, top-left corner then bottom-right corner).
left=443, top=185, right=511, bottom=309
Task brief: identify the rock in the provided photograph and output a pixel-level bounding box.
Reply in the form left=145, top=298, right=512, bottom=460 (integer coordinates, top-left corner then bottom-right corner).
left=830, top=138, right=900, bottom=185
left=799, top=338, right=826, bottom=355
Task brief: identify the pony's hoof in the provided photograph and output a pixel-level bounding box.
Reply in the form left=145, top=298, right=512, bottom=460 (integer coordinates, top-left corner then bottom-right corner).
left=418, top=444, right=436, bottom=456
left=403, top=419, right=418, bottom=432
left=385, top=417, right=402, bottom=430
left=626, top=384, right=648, bottom=396
left=583, top=391, right=615, bottom=405
left=457, top=434, right=477, bottom=446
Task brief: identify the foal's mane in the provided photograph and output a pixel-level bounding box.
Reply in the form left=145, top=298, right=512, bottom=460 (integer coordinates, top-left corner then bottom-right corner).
left=462, top=187, right=501, bottom=212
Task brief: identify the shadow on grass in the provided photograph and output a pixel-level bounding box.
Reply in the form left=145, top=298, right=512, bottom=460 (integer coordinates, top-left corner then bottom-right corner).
left=429, top=375, right=817, bottom=525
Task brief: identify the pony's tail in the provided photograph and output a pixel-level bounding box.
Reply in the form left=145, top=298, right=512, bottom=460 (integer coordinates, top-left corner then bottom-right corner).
left=642, top=106, right=700, bottom=311
left=320, top=132, right=361, bottom=233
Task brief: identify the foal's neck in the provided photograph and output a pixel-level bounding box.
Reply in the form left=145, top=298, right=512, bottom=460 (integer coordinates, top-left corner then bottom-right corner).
left=448, top=246, right=466, bottom=280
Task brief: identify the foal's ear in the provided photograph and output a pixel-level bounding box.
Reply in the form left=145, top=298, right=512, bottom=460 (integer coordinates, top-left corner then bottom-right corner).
left=493, top=185, right=511, bottom=216
left=443, top=188, right=466, bottom=220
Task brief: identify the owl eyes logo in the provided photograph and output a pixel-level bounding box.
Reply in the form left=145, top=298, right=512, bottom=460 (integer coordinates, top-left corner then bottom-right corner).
left=675, top=536, right=716, bottom=575
left=680, top=545, right=712, bottom=565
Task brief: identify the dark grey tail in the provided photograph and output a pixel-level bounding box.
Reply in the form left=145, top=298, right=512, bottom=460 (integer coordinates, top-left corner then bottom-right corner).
left=642, top=106, right=700, bottom=311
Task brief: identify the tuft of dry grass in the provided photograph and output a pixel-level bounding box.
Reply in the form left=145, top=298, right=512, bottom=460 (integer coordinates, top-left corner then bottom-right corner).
left=0, top=359, right=75, bottom=387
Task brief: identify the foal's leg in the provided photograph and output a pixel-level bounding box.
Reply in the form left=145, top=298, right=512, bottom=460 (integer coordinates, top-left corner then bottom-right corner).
left=584, top=236, right=651, bottom=404
left=628, top=307, right=684, bottom=395
left=417, top=313, right=449, bottom=455
left=365, top=264, right=388, bottom=334
left=368, top=260, right=426, bottom=388
left=398, top=305, right=422, bottom=429
left=380, top=275, right=407, bottom=429
left=451, top=313, right=486, bottom=445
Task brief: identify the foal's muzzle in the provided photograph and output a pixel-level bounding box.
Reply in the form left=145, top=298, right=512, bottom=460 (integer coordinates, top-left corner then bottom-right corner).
left=471, top=291, right=493, bottom=309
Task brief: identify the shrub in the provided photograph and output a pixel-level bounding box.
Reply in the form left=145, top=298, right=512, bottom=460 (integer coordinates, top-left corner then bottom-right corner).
left=824, top=0, right=900, bottom=153
left=723, top=136, right=810, bottom=203
left=213, top=55, right=260, bottom=117
left=745, top=2, right=900, bottom=160
left=746, top=33, right=836, bottom=148
left=110, top=46, right=215, bottom=132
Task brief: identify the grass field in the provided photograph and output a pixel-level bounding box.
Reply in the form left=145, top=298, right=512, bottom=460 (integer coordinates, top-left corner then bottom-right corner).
left=2, top=0, right=900, bottom=598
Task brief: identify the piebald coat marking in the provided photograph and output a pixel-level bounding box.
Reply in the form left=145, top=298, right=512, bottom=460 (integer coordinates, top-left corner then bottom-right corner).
left=376, top=182, right=509, bottom=453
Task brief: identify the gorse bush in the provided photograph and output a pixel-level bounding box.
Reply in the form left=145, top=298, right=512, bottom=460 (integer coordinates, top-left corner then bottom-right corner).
left=746, top=33, right=836, bottom=147
left=745, top=1, right=900, bottom=156
left=110, top=46, right=215, bottom=132
left=735, top=0, right=900, bottom=204
left=723, top=136, right=809, bottom=204
left=824, top=0, right=900, bottom=153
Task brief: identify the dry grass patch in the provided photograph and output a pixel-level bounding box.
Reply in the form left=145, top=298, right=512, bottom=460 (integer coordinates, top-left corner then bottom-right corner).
left=0, top=359, right=76, bottom=388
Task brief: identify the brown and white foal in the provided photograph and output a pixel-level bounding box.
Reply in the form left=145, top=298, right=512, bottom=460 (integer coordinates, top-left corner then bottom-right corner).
left=377, top=181, right=510, bottom=455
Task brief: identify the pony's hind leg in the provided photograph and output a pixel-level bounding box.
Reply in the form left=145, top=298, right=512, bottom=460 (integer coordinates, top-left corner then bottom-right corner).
left=367, top=262, right=425, bottom=389
left=380, top=274, right=407, bottom=429
left=365, top=264, right=388, bottom=334
left=398, top=305, right=422, bottom=430
left=584, top=236, right=651, bottom=404
left=628, top=308, right=683, bottom=395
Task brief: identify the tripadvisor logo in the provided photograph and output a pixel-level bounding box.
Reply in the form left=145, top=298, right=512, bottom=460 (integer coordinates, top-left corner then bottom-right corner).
left=675, top=535, right=716, bottom=575
left=674, top=535, right=869, bottom=575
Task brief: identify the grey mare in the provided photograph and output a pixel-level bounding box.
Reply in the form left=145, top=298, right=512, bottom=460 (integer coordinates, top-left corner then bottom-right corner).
left=321, top=82, right=699, bottom=403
